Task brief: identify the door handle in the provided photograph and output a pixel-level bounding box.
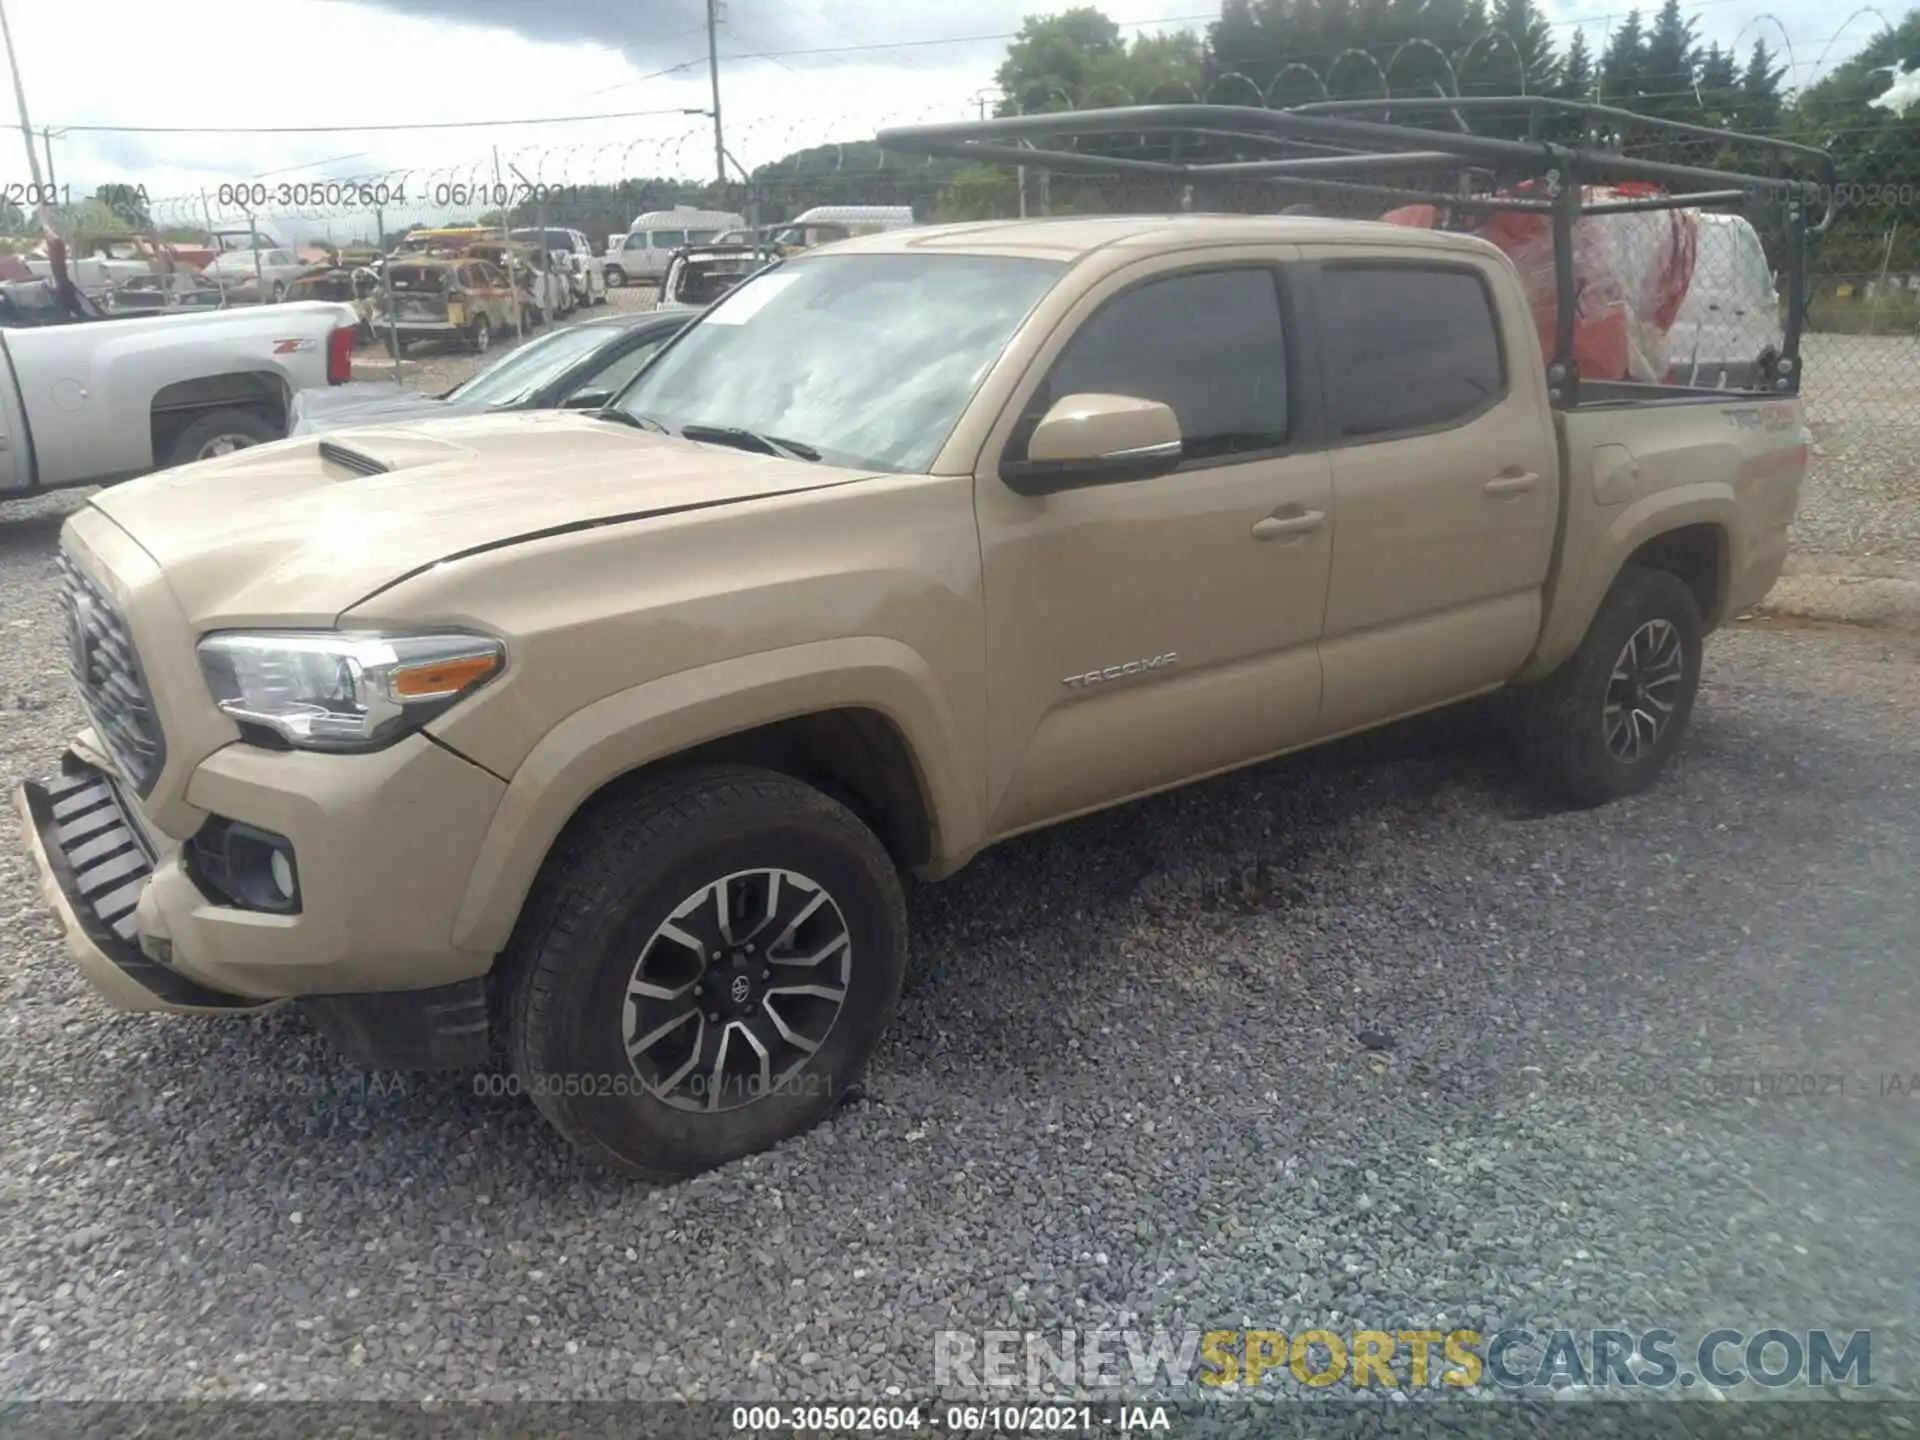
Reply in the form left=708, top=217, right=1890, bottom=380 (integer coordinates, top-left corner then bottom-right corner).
left=1483, top=472, right=1539, bottom=498
left=1251, top=508, right=1326, bottom=540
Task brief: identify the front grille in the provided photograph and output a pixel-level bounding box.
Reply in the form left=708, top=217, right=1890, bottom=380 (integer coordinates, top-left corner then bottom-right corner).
left=57, top=552, right=166, bottom=795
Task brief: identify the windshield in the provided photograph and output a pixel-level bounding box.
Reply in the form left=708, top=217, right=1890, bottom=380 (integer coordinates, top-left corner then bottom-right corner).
left=615, top=253, right=1064, bottom=473
left=448, top=324, right=618, bottom=406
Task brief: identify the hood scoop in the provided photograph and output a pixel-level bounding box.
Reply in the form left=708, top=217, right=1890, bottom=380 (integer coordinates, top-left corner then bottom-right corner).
left=318, top=441, right=389, bottom=477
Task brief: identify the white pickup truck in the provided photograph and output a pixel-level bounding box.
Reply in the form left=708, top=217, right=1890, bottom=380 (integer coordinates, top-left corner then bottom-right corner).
left=0, top=299, right=362, bottom=497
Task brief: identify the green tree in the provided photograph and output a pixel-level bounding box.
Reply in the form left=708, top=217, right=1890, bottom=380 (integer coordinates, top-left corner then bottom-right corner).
left=1599, top=10, right=1649, bottom=105
left=1738, top=39, right=1787, bottom=132
left=1493, top=0, right=1558, bottom=93
left=1696, top=42, right=1740, bottom=126
left=1787, top=11, right=1920, bottom=274
left=1559, top=27, right=1595, bottom=101
left=1641, top=0, right=1700, bottom=118
left=996, top=8, right=1203, bottom=111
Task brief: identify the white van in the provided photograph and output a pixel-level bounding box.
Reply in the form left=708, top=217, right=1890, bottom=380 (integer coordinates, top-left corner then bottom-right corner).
left=605, top=207, right=745, bottom=287
left=1667, top=213, right=1783, bottom=388
left=771, top=205, right=916, bottom=250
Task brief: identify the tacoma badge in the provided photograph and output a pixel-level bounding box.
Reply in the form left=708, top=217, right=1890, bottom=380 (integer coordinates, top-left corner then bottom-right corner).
left=1061, top=653, right=1178, bottom=690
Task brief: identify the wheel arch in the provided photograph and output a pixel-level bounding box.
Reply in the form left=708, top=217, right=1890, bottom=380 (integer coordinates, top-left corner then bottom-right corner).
left=1522, top=489, right=1736, bottom=684
left=149, top=371, right=289, bottom=463
left=448, top=639, right=981, bottom=955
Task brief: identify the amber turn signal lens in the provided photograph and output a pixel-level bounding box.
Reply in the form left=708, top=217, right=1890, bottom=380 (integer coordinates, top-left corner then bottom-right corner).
left=391, top=652, right=500, bottom=699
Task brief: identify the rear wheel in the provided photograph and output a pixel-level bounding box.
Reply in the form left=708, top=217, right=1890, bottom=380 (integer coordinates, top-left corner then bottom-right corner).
left=468, top=316, right=493, bottom=353
left=165, top=407, right=280, bottom=467
left=605, top=265, right=626, bottom=288
left=501, top=765, right=907, bottom=1179
left=1515, top=565, right=1704, bottom=807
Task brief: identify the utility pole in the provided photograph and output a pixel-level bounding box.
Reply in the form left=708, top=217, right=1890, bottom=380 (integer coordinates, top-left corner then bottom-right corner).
left=0, top=0, right=50, bottom=198
left=39, top=126, right=53, bottom=189
left=705, top=0, right=726, bottom=187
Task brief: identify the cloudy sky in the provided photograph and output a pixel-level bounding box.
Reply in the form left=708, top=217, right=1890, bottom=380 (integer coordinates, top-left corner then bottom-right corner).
left=2, top=0, right=1888, bottom=235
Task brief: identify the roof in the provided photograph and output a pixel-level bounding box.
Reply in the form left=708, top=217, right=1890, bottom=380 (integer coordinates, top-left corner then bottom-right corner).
left=815, top=212, right=1500, bottom=263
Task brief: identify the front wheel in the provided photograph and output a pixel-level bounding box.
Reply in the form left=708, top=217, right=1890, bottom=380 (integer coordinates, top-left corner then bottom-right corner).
left=468, top=316, right=493, bottom=353
left=500, top=765, right=908, bottom=1179
left=1514, top=565, right=1704, bottom=807
left=604, top=265, right=626, bottom=288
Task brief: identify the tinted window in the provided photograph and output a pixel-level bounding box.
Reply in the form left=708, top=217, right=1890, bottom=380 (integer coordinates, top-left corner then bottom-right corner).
left=649, top=229, right=687, bottom=248
left=1320, top=265, right=1504, bottom=438
left=1035, top=268, right=1288, bottom=462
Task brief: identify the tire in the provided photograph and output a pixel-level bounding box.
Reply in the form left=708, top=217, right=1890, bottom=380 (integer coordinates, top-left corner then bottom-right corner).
left=1514, top=565, right=1704, bottom=808
left=270, top=280, right=288, bottom=303
left=468, top=316, right=492, bottom=353
left=500, top=764, right=908, bottom=1179
left=164, top=407, right=281, bottom=468
left=605, top=265, right=626, bottom=288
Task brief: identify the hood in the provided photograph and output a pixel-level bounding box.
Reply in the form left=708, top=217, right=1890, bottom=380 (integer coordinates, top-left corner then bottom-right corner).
left=87, top=409, right=874, bottom=627
left=287, top=384, right=466, bottom=436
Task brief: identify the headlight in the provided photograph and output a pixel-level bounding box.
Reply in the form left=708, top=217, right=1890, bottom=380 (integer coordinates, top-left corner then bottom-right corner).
left=197, top=631, right=504, bottom=752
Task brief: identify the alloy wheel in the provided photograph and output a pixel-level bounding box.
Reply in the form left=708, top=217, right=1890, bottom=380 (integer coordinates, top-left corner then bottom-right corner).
left=1602, top=618, right=1685, bottom=763
left=622, top=867, right=852, bottom=1113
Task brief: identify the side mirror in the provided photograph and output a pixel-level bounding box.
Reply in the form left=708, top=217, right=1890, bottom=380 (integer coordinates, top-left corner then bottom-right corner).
left=999, top=393, right=1183, bottom=496
left=561, top=388, right=613, bottom=410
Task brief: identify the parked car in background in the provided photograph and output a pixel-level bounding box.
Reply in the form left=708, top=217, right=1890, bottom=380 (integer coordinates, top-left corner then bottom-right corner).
left=467, top=241, right=573, bottom=323
left=201, top=248, right=309, bottom=303
left=771, top=205, right=916, bottom=251
left=656, top=243, right=782, bottom=312
left=290, top=308, right=691, bottom=435
left=373, top=256, right=522, bottom=353
left=0, top=299, right=359, bottom=489
left=1667, top=213, right=1783, bottom=389
left=109, top=272, right=231, bottom=314
left=606, top=207, right=743, bottom=286
left=510, top=227, right=607, bottom=307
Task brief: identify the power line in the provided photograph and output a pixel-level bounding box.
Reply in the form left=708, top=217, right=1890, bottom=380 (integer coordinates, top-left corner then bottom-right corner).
left=48, top=104, right=707, bottom=135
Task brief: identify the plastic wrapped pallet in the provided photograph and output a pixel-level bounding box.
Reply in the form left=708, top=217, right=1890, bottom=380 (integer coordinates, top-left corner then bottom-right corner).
left=1380, top=183, right=1698, bottom=383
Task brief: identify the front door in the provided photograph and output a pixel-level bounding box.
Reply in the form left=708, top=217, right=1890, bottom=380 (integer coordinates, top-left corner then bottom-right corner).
left=975, top=255, right=1334, bottom=838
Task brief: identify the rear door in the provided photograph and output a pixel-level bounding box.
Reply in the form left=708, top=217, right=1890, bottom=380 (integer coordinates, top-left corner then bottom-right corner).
left=974, top=251, right=1335, bottom=837
left=1300, top=247, right=1560, bottom=735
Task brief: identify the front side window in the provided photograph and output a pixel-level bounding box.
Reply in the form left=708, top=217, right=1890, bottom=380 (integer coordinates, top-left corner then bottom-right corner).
left=1026, top=267, right=1290, bottom=463
left=616, top=253, right=1064, bottom=474
left=1320, top=265, right=1505, bottom=438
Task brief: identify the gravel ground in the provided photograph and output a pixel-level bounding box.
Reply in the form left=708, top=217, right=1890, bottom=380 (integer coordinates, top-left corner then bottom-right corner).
left=1, top=454, right=1916, bottom=1414
left=0, top=313, right=1915, bottom=1425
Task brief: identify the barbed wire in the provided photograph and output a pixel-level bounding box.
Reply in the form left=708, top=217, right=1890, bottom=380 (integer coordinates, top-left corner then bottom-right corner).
left=11, top=8, right=1908, bottom=244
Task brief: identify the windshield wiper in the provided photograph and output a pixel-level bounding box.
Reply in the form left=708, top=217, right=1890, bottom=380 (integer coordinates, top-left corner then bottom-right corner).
left=589, top=409, right=669, bottom=433
left=678, top=423, right=821, bottom=463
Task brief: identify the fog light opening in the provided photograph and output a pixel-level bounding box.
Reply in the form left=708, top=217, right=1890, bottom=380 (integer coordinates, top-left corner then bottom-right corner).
left=185, top=817, right=303, bottom=915
left=269, top=848, right=296, bottom=903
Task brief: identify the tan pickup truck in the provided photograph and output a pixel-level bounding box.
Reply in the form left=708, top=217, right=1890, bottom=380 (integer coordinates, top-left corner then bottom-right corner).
left=16, top=210, right=1809, bottom=1179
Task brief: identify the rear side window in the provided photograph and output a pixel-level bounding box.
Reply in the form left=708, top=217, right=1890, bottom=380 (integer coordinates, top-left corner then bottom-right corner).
left=1034, top=267, right=1289, bottom=463
left=1320, top=265, right=1504, bottom=438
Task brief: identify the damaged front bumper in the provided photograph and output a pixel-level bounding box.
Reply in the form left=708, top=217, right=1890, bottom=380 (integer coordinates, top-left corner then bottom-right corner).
left=15, top=750, right=271, bottom=1015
